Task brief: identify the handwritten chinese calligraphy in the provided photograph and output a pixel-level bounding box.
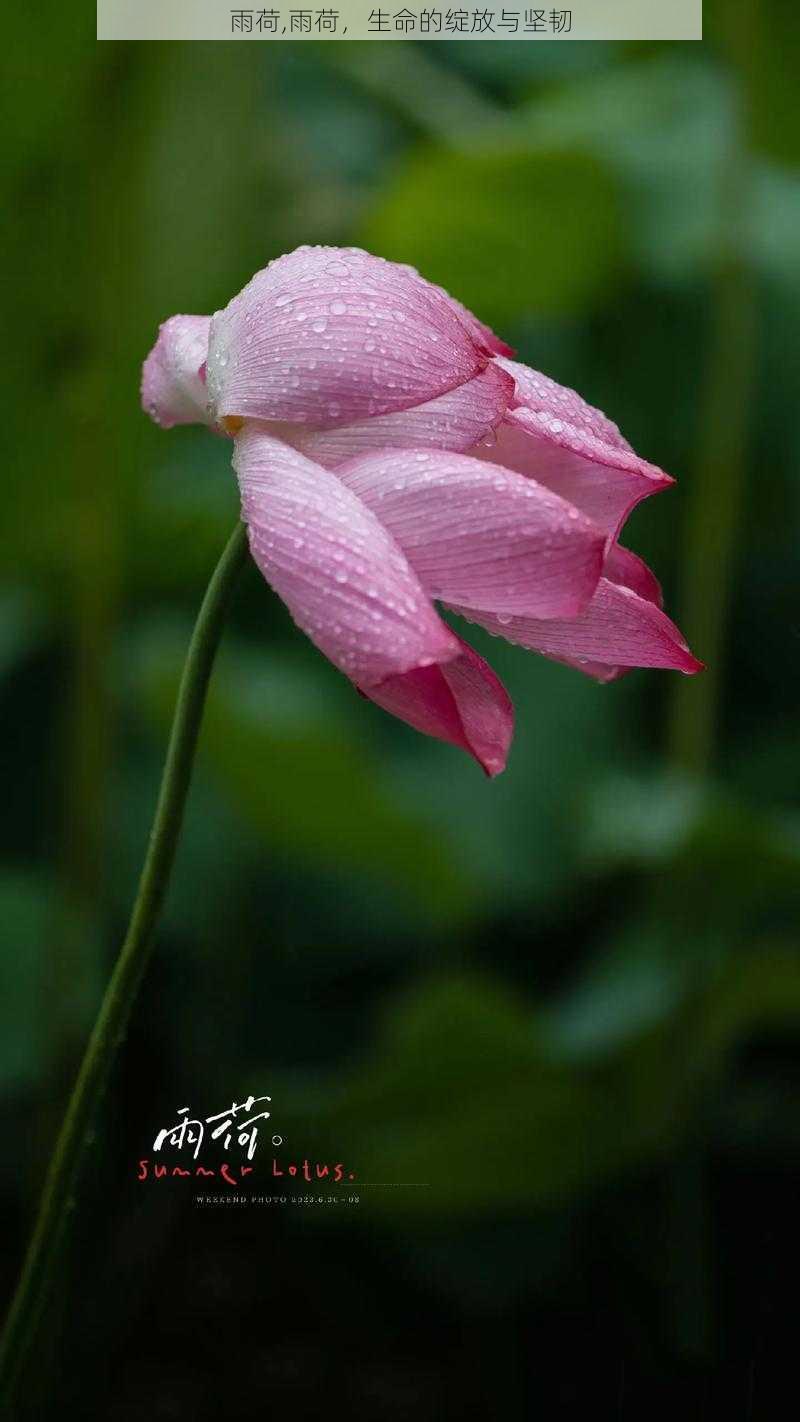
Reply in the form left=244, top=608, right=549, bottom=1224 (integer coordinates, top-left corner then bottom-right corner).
left=153, top=1095, right=272, bottom=1161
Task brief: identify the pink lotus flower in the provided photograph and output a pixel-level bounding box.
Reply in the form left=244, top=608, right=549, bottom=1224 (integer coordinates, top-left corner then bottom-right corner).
left=142, top=245, right=702, bottom=776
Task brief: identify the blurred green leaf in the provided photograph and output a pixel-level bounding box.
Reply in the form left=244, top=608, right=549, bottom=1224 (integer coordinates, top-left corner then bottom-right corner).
left=581, top=772, right=708, bottom=867
left=539, top=927, right=690, bottom=1061
left=379, top=623, right=625, bottom=909
left=752, top=163, right=800, bottom=289
left=521, top=56, right=732, bottom=281
left=318, top=973, right=618, bottom=1216
left=444, top=38, right=620, bottom=92
left=696, top=945, right=800, bottom=1064
left=362, top=146, right=623, bottom=322
left=289, top=949, right=800, bottom=1219
left=581, top=773, right=800, bottom=931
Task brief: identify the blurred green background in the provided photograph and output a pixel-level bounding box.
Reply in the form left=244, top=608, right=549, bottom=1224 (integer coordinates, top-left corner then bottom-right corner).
left=3, top=12, right=800, bottom=1417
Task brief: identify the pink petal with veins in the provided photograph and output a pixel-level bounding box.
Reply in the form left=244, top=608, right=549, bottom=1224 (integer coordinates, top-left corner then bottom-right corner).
left=450, top=577, right=703, bottom=676
left=603, top=543, right=663, bottom=607
left=472, top=357, right=674, bottom=540
left=363, top=634, right=513, bottom=777
left=233, top=426, right=459, bottom=689
left=547, top=544, right=665, bottom=682
left=207, top=246, right=489, bottom=430
left=336, top=447, right=605, bottom=620
left=499, top=357, right=633, bottom=451
left=450, top=305, right=515, bottom=359
left=271, top=363, right=515, bottom=467
left=140, top=315, right=212, bottom=429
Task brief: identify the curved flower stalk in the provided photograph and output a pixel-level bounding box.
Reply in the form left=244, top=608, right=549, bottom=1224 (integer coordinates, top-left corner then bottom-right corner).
left=0, top=523, right=249, bottom=1406
left=144, top=245, right=702, bottom=774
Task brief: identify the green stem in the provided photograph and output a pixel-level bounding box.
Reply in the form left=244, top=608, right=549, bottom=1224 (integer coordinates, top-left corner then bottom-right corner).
left=0, top=520, right=249, bottom=1409
left=667, top=4, right=758, bottom=778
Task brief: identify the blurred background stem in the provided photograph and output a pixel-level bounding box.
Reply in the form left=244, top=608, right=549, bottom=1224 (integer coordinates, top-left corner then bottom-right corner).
left=0, top=521, right=248, bottom=1409
left=42, top=46, right=158, bottom=1156
left=668, top=1, right=758, bottom=777
left=666, top=211, right=757, bottom=776
left=322, top=41, right=502, bottom=144
left=662, top=1, right=759, bottom=1366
